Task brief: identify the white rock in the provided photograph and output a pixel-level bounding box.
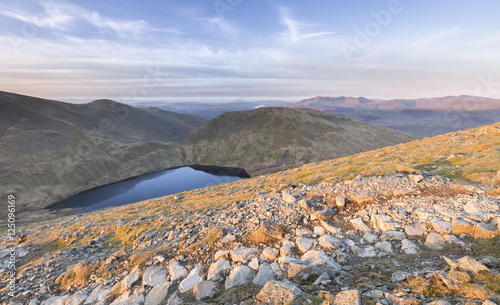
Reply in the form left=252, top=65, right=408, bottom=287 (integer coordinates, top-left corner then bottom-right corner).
left=253, top=262, right=276, bottom=286
left=280, top=239, right=295, bottom=256
left=425, top=233, right=445, bottom=250
left=318, top=235, right=343, bottom=250
left=121, top=267, right=142, bottom=292
left=193, top=281, right=218, bottom=301
left=168, top=261, right=188, bottom=281
left=320, top=219, right=342, bottom=234
left=362, top=231, right=379, bottom=243
left=248, top=257, right=259, bottom=270
left=225, top=265, right=252, bottom=289
left=350, top=218, right=371, bottom=232
left=296, top=237, right=314, bottom=253
left=41, top=296, right=69, bottom=305
left=142, top=266, right=168, bottom=287
left=401, top=239, right=419, bottom=254
left=84, top=286, right=111, bottom=305
left=430, top=220, right=452, bottom=234
left=404, top=223, right=427, bottom=236
left=296, top=227, right=314, bottom=236
left=372, top=214, right=400, bottom=232
left=207, top=259, right=231, bottom=280
left=282, top=192, right=296, bottom=203
left=214, top=249, right=230, bottom=260
left=145, top=282, right=172, bottom=305
left=375, top=241, right=393, bottom=253
left=179, top=265, right=202, bottom=293
left=65, top=292, right=88, bottom=305
left=351, top=245, right=378, bottom=258
left=110, top=290, right=144, bottom=305
left=313, top=226, right=326, bottom=236
left=262, top=247, right=279, bottom=261
left=230, top=247, right=257, bottom=263
left=380, top=231, right=406, bottom=241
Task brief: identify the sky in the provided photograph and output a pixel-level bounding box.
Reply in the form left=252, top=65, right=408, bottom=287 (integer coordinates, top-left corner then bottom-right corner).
left=1, top=0, right=500, bottom=104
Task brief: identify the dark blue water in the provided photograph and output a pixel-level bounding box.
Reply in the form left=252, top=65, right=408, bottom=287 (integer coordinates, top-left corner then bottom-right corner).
left=51, top=166, right=247, bottom=214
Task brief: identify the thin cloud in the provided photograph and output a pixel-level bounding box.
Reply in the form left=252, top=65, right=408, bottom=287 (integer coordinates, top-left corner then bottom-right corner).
left=409, top=27, right=462, bottom=47
left=203, top=16, right=239, bottom=36
left=279, top=8, right=334, bottom=43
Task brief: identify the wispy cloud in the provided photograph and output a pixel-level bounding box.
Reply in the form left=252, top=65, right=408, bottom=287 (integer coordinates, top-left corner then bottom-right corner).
left=0, top=0, right=175, bottom=38
left=279, top=8, right=334, bottom=43
left=203, top=16, right=239, bottom=37
left=409, top=27, right=462, bottom=47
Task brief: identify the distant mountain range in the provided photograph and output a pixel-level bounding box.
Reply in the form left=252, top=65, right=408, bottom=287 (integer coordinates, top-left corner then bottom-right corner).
left=0, top=91, right=416, bottom=212
left=138, top=95, right=500, bottom=137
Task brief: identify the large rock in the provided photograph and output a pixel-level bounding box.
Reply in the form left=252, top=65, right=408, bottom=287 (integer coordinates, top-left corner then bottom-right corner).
left=280, top=239, right=296, bottom=256
left=380, top=231, right=406, bottom=241
left=246, top=221, right=283, bottom=245
left=301, top=250, right=341, bottom=276
left=253, top=262, right=276, bottom=286
left=143, top=266, right=168, bottom=287
left=66, top=292, right=88, bottom=305
left=145, top=282, right=172, bottom=305
left=430, top=220, right=452, bottom=234
left=121, top=267, right=142, bottom=292
left=350, top=218, right=371, bottom=232
left=84, top=286, right=111, bottom=305
left=278, top=256, right=308, bottom=278
left=404, top=223, right=427, bottom=236
left=193, top=281, right=218, bottom=301
left=425, top=233, right=445, bottom=250
left=207, top=259, right=231, bottom=280
left=401, top=239, right=419, bottom=254
left=230, top=247, right=258, bottom=263
left=372, top=214, right=400, bottom=232
left=320, top=219, right=342, bottom=234
left=452, top=218, right=476, bottom=236
left=457, top=256, right=489, bottom=273
left=351, top=245, right=378, bottom=258
left=475, top=222, right=500, bottom=238
left=295, top=237, right=314, bottom=253
left=110, top=290, right=145, bottom=305
left=179, top=264, right=203, bottom=293
left=262, top=247, right=280, bottom=261
left=319, top=235, right=343, bottom=250
left=255, top=280, right=302, bottom=305
left=168, top=261, right=188, bottom=281
left=41, top=296, right=69, bottom=305
left=225, top=265, right=252, bottom=289
left=334, top=289, right=361, bottom=305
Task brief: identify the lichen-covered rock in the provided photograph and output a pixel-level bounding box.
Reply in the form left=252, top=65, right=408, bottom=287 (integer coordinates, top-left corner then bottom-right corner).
left=333, top=289, right=361, bottom=305
left=255, top=280, right=302, bottom=305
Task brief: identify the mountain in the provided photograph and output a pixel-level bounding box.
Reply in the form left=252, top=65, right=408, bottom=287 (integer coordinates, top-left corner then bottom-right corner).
left=284, top=95, right=500, bottom=137
left=183, top=107, right=418, bottom=175
left=0, top=91, right=207, bottom=213
left=4, top=122, right=499, bottom=305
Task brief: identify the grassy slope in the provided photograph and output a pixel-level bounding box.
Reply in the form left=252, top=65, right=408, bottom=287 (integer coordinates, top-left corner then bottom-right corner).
left=0, top=92, right=207, bottom=213
left=16, top=122, right=500, bottom=259
left=184, top=107, right=418, bottom=175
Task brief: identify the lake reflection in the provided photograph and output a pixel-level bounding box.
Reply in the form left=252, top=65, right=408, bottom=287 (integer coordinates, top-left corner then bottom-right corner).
left=50, top=166, right=247, bottom=214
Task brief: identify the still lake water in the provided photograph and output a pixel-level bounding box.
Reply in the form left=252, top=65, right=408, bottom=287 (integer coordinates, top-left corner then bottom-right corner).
left=51, top=166, right=248, bottom=214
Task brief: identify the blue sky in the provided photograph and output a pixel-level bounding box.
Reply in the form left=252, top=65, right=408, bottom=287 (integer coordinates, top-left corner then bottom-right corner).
left=1, top=0, right=500, bottom=103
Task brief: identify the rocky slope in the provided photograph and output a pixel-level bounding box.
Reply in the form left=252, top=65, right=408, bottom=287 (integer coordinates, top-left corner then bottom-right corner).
left=1, top=123, right=499, bottom=305
left=0, top=91, right=207, bottom=215
left=183, top=107, right=417, bottom=176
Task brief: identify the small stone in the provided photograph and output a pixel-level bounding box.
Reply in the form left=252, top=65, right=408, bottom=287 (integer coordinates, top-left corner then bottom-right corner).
left=336, top=196, right=346, bottom=207
left=372, top=214, right=400, bottom=232
left=320, top=219, right=342, bottom=234
left=391, top=271, right=411, bottom=282
left=311, top=208, right=335, bottom=221
left=312, top=272, right=330, bottom=286
left=280, top=239, right=296, bottom=256
left=351, top=245, right=377, bottom=258
left=319, top=235, right=343, bottom=251
left=249, top=257, right=260, bottom=270
left=380, top=231, right=406, bottom=241
left=282, top=192, right=296, bottom=203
